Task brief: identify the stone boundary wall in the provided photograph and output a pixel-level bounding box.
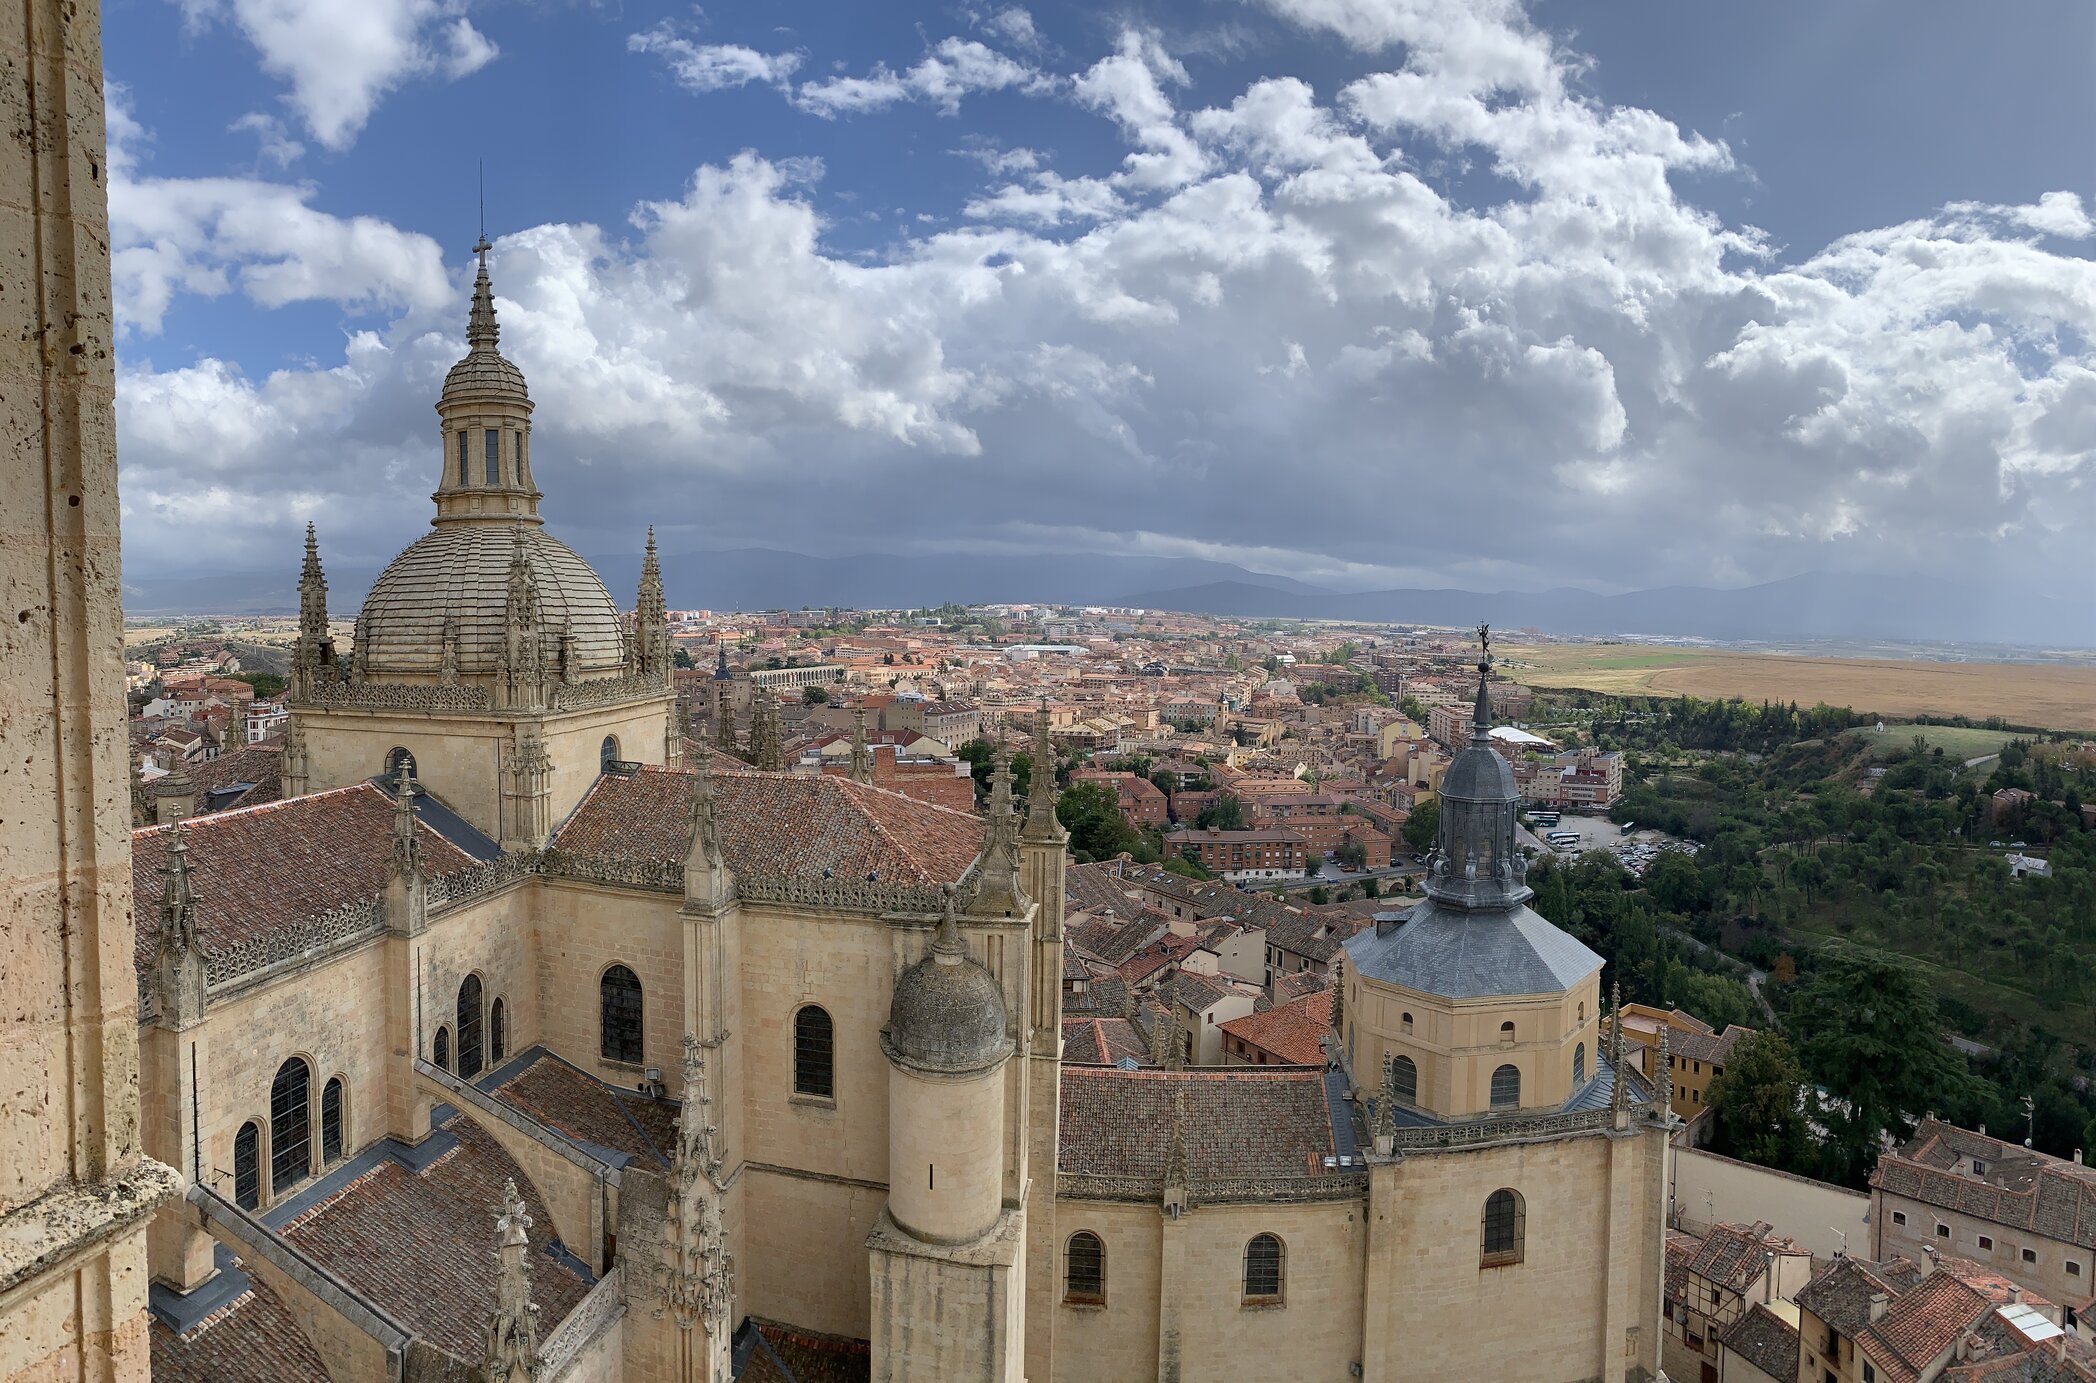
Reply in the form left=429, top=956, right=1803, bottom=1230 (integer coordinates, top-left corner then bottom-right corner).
left=1671, top=1145, right=1869, bottom=1260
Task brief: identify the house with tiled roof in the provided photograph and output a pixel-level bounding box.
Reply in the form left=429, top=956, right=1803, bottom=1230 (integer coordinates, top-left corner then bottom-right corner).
left=1874, top=1119, right=2096, bottom=1333
left=1719, top=1300, right=1802, bottom=1383
left=1612, top=1001, right=1758, bottom=1120
left=1659, top=1219, right=1810, bottom=1383
left=1219, top=989, right=1335, bottom=1067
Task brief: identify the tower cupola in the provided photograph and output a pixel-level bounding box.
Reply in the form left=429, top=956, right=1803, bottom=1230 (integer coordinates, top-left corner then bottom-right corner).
left=1422, top=625, right=1532, bottom=912
left=434, top=237, right=540, bottom=525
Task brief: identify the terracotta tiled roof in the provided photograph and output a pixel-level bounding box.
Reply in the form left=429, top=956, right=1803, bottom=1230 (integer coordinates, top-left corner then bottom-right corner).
left=1796, top=1257, right=1919, bottom=1337
left=1061, top=1017, right=1148, bottom=1065
left=551, top=764, right=983, bottom=887
left=149, top=1271, right=330, bottom=1382
left=1061, top=973, right=1132, bottom=1020
left=1675, top=1023, right=1754, bottom=1065
left=1665, top=1229, right=1701, bottom=1304
left=1685, top=1221, right=1799, bottom=1296
left=281, top=1111, right=591, bottom=1364
left=1860, top=1271, right=1994, bottom=1383
left=130, top=784, right=476, bottom=981
left=1721, top=1301, right=1799, bottom=1383
left=740, top=1320, right=872, bottom=1383
left=1218, top=990, right=1334, bottom=1066
left=491, top=1049, right=671, bottom=1167
left=1058, top=1066, right=1343, bottom=1183
left=180, top=743, right=284, bottom=815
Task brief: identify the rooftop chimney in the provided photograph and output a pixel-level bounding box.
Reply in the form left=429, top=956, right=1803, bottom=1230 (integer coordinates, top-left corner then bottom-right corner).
left=1868, top=1292, right=1889, bottom=1322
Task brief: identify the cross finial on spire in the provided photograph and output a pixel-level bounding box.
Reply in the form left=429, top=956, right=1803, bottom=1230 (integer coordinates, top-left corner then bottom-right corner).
left=1472, top=622, right=1493, bottom=736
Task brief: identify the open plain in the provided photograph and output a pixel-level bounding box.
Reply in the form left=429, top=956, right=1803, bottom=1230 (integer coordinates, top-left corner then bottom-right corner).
left=1504, top=643, right=2096, bottom=733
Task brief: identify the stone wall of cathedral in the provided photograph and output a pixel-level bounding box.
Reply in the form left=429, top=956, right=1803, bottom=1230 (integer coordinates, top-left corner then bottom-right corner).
left=1359, top=1129, right=1666, bottom=1383
left=1045, top=1196, right=1367, bottom=1383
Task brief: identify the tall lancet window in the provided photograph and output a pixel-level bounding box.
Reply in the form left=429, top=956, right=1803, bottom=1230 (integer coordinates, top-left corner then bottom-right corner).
left=485, top=429, right=502, bottom=485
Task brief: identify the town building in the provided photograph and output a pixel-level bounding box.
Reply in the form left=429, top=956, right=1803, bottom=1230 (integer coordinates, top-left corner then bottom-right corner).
left=1659, top=1220, right=1810, bottom=1382
left=1873, top=1118, right=2096, bottom=1331
left=1613, top=1004, right=1756, bottom=1121
left=1164, top=825, right=1310, bottom=881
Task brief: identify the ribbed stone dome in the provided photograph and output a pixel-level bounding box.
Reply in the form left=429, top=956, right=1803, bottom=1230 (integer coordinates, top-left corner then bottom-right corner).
left=887, top=914, right=1010, bottom=1074
left=442, top=349, right=529, bottom=405
left=355, top=524, right=627, bottom=680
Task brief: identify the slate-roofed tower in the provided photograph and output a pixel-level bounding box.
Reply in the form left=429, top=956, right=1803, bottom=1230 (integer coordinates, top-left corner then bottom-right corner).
left=1423, top=625, right=1533, bottom=912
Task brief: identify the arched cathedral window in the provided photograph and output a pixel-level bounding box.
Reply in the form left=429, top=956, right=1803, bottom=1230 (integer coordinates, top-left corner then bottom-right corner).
left=1491, top=1063, right=1521, bottom=1111
left=1573, top=1043, right=1586, bottom=1088
left=794, top=1005, right=834, bottom=1099
left=490, top=997, right=507, bottom=1064
left=1482, top=1189, right=1525, bottom=1267
left=601, top=965, right=644, bottom=1065
left=233, top=1122, right=261, bottom=1210
left=1242, top=1234, right=1285, bottom=1303
left=321, top=1077, right=346, bottom=1166
left=457, top=975, right=485, bottom=1079
left=1390, top=1054, right=1417, bottom=1106
left=269, top=1057, right=312, bottom=1195
left=1064, top=1231, right=1105, bottom=1304
left=433, top=1025, right=451, bottom=1071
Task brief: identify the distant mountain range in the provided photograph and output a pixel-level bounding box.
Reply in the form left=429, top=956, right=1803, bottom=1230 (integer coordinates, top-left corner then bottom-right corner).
left=121, top=547, right=2087, bottom=649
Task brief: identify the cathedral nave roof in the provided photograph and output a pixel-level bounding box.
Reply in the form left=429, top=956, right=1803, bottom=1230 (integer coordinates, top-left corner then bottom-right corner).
left=486, top=1047, right=675, bottom=1169
left=131, top=783, right=477, bottom=985
left=1058, top=1066, right=1353, bottom=1188
left=149, top=1265, right=331, bottom=1383
left=552, top=765, right=984, bottom=888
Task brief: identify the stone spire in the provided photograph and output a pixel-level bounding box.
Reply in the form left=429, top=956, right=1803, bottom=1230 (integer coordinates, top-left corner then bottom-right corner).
left=966, top=744, right=1027, bottom=918
left=1161, top=1086, right=1191, bottom=1218
left=633, top=528, right=670, bottom=683
left=1608, top=980, right=1629, bottom=1124
left=1655, top=1024, right=1674, bottom=1120
left=1022, top=699, right=1064, bottom=843
left=658, top=1036, right=734, bottom=1367
left=280, top=715, right=309, bottom=798
left=290, top=523, right=332, bottom=699
left=482, top=1179, right=539, bottom=1383
left=1420, top=623, right=1532, bottom=914
left=1329, top=957, right=1345, bottom=1038
left=389, top=762, right=420, bottom=879
left=498, top=528, right=545, bottom=710
left=714, top=706, right=739, bottom=758
left=150, top=821, right=209, bottom=1029
left=683, top=750, right=734, bottom=910
left=468, top=235, right=500, bottom=351
left=747, top=688, right=782, bottom=772
left=848, top=706, right=874, bottom=785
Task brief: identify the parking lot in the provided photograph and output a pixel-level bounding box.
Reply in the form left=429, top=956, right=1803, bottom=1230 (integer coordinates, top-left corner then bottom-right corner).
left=1524, top=812, right=1701, bottom=878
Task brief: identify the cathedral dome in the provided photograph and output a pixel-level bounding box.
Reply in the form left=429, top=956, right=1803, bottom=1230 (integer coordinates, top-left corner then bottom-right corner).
left=886, top=904, right=1010, bottom=1074
left=355, top=524, right=627, bottom=680
left=441, top=347, right=529, bottom=406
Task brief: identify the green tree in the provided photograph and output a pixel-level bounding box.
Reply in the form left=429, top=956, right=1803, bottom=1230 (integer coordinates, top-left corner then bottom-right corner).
left=1401, top=799, right=1439, bottom=855
left=1335, top=841, right=1368, bottom=871
left=1790, top=942, right=1980, bottom=1186
left=802, top=684, right=830, bottom=705
left=672, top=646, right=696, bottom=670
left=1707, top=1032, right=1810, bottom=1171
left=1162, top=855, right=1213, bottom=881
left=956, top=738, right=995, bottom=803
left=1195, top=793, right=1248, bottom=831
left=231, top=670, right=286, bottom=698
left=1059, top=780, right=1145, bottom=864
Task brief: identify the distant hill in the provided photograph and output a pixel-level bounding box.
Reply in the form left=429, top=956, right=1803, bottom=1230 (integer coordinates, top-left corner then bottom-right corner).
left=1126, top=572, right=2096, bottom=648
left=122, top=546, right=2091, bottom=649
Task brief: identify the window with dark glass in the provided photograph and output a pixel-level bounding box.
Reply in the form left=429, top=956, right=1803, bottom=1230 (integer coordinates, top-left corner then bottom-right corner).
left=269, top=1058, right=311, bottom=1195
left=490, top=997, right=507, bottom=1064
left=794, top=1005, right=834, bottom=1098
left=600, top=735, right=619, bottom=771
left=1573, top=1042, right=1586, bottom=1087
left=233, top=1121, right=261, bottom=1209
left=433, top=1025, right=451, bottom=1071
left=1242, top=1234, right=1284, bottom=1302
left=1390, top=1054, right=1417, bottom=1105
left=1482, top=1188, right=1525, bottom=1267
left=1064, top=1231, right=1105, bottom=1303
left=457, top=430, right=469, bottom=485
left=601, top=965, right=644, bottom=1064
left=457, top=974, right=484, bottom=1079
left=1491, top=1063, right=1521, bottom=1110
left=484, top=429, right=501, bottom=485
left=321, top=1077, right=345, bottom=1165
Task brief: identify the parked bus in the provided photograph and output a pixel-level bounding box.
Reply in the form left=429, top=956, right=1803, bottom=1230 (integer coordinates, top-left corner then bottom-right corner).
left=1530, top=811, right=1561, bottom=827
left=1547, top=831, right=1581, bottom=847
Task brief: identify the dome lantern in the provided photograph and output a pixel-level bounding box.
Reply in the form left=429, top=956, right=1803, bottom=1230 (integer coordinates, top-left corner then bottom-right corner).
left=433, top=237, right=541, bottom=525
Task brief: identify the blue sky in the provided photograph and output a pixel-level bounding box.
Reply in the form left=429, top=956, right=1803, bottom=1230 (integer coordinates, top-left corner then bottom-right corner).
left=107, top=0, right=2096, bottom=596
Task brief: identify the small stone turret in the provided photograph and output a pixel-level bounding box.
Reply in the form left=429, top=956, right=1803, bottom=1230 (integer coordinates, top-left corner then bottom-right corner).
left=848, top=706, right=874, bottom=786
left=149, top=820, right=209, bottom=1030
left=683, top=751, right=735, bottom=911
left=882, top=888, right=1011, bottom=1246
left=633, top=528, right=670, bottom=684
left=289, top=522, right=333, bottom=700
left=151, top=766, right=195, bottom=826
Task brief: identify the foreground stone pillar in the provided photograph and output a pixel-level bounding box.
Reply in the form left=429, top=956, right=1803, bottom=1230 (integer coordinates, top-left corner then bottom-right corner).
left=0, top=0, right=179, bottom=1376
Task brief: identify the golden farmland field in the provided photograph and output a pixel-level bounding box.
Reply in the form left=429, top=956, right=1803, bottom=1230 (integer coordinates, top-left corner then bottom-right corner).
left=1501, top=643, right=2096, bottom=733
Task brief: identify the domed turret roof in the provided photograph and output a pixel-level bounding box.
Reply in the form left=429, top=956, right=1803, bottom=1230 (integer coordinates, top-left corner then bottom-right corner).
left=886, top=898, right=1010, bottom=1074
left=441, top=240, right=530, bottom=407
left=1441, top=741, right=1517, bottom=801
left=355, top=524, right=626, bottom=680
